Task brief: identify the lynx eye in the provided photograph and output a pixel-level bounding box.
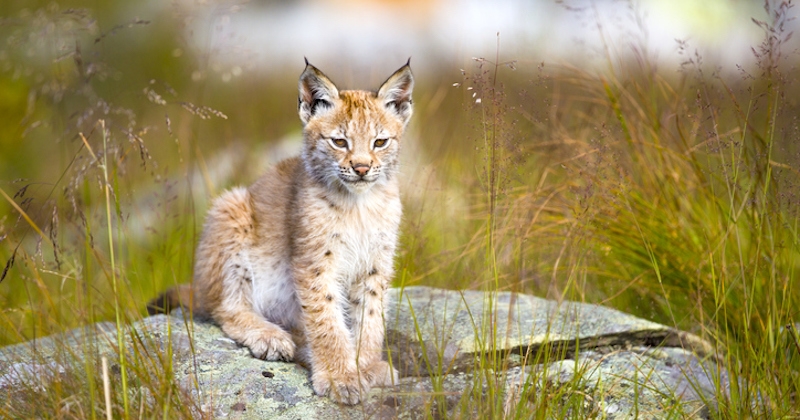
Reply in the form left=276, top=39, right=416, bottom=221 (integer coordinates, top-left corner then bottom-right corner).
left=329, top=138, right=348, bottom=149
left=373, top=138, right=390, bottom=149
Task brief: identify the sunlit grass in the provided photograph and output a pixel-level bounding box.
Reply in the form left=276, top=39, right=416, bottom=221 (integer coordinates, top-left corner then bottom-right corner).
left=1, top=1, right=800, bottom=418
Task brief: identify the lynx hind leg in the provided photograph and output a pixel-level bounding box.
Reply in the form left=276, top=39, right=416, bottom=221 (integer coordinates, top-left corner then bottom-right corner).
left=362, top=360, right=399, bottom=387
left=217, top=308, right=296, bottom=361
left=289, top=329, right=312, bottom=368
left=213, top=262, right=296, bottom=361
left=198, top=188, right=295, bottom=361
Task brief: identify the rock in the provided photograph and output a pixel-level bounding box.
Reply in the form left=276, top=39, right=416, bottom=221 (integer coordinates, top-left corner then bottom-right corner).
left=0, top=287, right=726, bottom=419
left=503, top=346, right=723, bottom=419
left=0, top=361, right=66, bottom=391
left=385, top=287, right=714, bottom=377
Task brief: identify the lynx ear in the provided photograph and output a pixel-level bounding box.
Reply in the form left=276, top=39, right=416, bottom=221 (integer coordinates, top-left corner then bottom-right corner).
left=377, top=60, right=414, bottom=125
left=298, top=60, right=340, bottom=125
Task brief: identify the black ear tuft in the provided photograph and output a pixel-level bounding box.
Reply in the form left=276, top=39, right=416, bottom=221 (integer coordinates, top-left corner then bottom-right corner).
left=298, top=61, right=339, bottom=125
left=377, top=62, right=414, bottom=125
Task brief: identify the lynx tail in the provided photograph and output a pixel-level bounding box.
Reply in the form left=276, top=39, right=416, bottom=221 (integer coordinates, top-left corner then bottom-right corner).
left=146, top=284, right=193, bottom=315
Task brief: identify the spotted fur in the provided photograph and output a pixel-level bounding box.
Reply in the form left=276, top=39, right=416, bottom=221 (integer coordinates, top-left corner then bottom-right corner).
left=148, top=61, right=413, bottom=405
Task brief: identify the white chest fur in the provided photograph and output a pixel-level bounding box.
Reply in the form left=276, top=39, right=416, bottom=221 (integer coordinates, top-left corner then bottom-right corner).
left=331, top=194, right=401, bottom=282
left=250, top=181, right=401, bottom=329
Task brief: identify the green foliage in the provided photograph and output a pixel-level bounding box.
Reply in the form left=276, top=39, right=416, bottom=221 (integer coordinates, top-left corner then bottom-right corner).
left=1, top=1, right=799, bottom=418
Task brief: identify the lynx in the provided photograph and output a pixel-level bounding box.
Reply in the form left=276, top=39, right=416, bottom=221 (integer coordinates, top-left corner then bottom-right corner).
left=148, top=60, right=414, bottom=405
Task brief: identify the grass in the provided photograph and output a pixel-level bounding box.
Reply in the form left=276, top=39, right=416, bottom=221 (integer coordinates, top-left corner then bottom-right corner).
left=1, top=0, right=799, bottom=418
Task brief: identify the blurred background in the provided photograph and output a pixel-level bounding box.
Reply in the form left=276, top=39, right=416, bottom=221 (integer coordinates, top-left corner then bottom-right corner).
left=0, top=0, right=798, bottom=345
left=2, top=1, right=800, bottom=416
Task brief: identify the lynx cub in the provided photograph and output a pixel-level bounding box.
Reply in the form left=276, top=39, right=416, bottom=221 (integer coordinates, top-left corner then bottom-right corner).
left=148, top=60, right=413, bottom=404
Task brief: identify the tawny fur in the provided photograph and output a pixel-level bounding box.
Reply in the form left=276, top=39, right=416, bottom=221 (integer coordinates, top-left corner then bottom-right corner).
left=148, top=61, right=413, bottom=405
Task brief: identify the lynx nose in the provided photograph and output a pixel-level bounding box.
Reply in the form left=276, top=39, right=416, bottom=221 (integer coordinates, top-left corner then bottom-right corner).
left=352, top=163, right=370, bottom=177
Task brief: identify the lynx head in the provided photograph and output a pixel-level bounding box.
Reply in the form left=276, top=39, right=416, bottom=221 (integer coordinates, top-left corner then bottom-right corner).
left=298, top=59, right=414, bottom=194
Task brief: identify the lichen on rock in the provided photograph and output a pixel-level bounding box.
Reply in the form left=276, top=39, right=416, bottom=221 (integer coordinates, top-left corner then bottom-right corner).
left=0, top=287, right=726, bottom=419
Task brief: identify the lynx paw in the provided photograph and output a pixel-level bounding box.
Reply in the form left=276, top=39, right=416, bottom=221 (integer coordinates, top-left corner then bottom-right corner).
left=362, top=360, right=399, bottom=387
left=246, top=329, right=295, bottom=362
left=312, top=369, right=370, bottom=405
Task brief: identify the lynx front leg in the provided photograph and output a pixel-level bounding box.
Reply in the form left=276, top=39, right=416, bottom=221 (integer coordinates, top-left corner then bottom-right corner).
left=294, top=258, right=368, bottom=405
left=350, top=263, right=399, bottom=387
